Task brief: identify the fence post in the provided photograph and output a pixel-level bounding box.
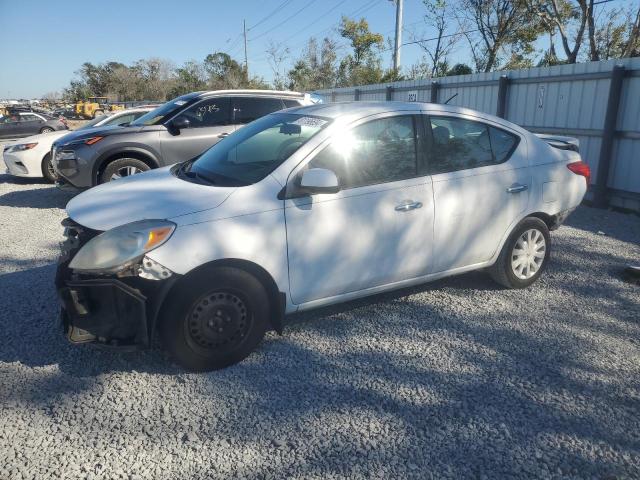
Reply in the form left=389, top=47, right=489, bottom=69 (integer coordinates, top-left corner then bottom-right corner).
left=386, top=86, right=394, bottom=101
left=331, top=91, right=336, bottom=103
left=496, top=75, right=510, bottom=118
left=593, top=64, right=625, bottom=208
left=354, top=88, right=360, bottom=101
left=430, top=81, right=439, bottom=103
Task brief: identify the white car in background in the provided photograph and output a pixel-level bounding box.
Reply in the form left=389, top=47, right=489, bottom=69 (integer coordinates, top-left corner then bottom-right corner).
left=56, top=102, right=589, bottom=371
left=2, top=107, right=154, bottom=182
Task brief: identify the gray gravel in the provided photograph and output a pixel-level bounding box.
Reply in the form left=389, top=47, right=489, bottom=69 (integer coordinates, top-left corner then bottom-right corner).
left=0, top=173, right=639, bottom=480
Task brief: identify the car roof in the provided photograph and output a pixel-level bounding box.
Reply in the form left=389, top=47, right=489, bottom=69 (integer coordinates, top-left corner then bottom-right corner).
left=283, top=101, right=522, bottom=131
left=196, top=89, right=305, bottom=99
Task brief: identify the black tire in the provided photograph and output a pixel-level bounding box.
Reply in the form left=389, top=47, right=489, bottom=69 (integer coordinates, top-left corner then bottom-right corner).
left=159, top=266, right=270, bottom=372
left=40, top=127, right=54, bottom=134
left=488, top=217, right=551, bottom=289
left=99, top=157, right=150, bottom=184
left=41, top=153, right=58, bottom=183
left=93, top=110, right=104, bottom=118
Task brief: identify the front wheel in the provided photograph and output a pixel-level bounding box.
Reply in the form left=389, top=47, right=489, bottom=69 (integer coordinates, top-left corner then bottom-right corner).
left=40, top=127, right=54, bottom=134
left=99, top=157, right=150, bottom=184
left=159, top=267, right=270, bottom=371
left=488, top=217, right=551, bottom=289
left=41, top=153, right=58, bottom=183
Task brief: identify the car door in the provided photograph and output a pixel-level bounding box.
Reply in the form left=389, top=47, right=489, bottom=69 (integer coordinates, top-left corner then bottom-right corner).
left=284, top=114, right=434, bottom=305
left=231, top=97, right=286, bottom=128
left=425, top=114, right=529, bottom=272
left=18, top=114, right=44, bottom=136
left=159, top=97, right=233, bottom=164
left=0, top=116, right=21, bottom=138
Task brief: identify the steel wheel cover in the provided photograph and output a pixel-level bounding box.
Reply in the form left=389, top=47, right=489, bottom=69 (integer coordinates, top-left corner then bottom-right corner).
left=184, top=291, right=251, bottom=357
left=511, top=228, right=546, bottom=280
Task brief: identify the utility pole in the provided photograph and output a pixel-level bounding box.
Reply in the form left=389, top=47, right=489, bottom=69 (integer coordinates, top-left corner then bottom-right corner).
left=392, top=0, right=403, bottom=71
left=243, top=19, right=249, bottom=82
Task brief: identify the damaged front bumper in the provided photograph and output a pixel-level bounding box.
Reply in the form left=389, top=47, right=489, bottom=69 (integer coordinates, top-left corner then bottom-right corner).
left=55, top=218, right=179, bottom=348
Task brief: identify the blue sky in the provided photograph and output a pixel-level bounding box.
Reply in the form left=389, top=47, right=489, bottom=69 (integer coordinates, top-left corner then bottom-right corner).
left=0, top=0, right=632, bottom=99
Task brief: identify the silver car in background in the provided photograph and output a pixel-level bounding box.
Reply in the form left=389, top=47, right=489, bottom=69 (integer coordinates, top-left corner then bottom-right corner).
left=52, top=90, right=315, bottom=189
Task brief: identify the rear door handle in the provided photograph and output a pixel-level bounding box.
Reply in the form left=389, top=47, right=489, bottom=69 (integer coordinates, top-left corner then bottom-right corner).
left=506, top=184, right=528, bottom=193
left=395, top=201, right=423, bottom=212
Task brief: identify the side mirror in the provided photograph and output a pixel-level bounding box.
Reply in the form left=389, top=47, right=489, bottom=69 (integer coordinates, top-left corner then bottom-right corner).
left=170, top=116, right=190, bottom=132
left=297, top=168, right=340, bottom=195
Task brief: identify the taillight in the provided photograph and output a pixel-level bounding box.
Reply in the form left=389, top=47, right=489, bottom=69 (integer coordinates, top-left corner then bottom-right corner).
left=567, top=161, right=590, bottom=185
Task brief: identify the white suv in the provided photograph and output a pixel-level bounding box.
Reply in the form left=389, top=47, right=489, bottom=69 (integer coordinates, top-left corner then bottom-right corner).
left=56, top=102, right=589, bottom=371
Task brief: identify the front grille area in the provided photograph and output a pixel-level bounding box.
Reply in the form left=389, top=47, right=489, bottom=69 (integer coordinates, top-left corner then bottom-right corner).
left=59, top=218, right=101, bottom=263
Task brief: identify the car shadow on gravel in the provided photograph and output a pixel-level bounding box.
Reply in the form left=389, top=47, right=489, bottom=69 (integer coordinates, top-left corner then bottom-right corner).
left=0, top=173, right=50, bottom=186
left=0, top=184, right=74, bottom=209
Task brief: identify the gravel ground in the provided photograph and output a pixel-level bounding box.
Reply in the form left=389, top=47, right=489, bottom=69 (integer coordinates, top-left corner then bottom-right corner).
left=0, top=173, right=639, bottom=480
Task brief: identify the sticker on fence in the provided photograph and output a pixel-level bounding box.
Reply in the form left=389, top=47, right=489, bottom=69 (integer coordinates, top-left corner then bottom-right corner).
left=407, top=91, right=418, bottom=102
left=538, top=85, right=545, bottom=109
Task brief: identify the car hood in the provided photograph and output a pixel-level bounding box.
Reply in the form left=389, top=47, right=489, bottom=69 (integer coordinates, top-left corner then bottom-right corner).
left=54, top=124, right=150, bottom=147
left=3, top=130, right=68, bottom=147
left=66, top=166, right=236, bottom=231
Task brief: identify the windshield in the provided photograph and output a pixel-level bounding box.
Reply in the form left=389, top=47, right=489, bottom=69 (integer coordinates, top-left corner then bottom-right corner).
left=186, top=113, right=330, bottom=186
left=131, top=94, right=199, bottom=126
left=77, top=115, right=108, bottom=130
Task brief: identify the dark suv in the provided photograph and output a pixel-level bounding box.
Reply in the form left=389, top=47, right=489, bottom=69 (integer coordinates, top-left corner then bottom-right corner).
left=52, top=90, right=313, bottom=189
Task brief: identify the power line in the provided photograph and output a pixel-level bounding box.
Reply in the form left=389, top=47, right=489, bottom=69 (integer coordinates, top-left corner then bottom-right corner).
left=250, top=0, right=319, bottom=42
left=248, top=0, right=293, bottom=31
left=274, top=0, right=348, bottom=47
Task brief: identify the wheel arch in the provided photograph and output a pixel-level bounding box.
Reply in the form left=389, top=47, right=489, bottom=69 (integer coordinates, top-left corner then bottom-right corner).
left=155, top=258, right=286, bottom=337
left=93, top=147, right=160, bottom=184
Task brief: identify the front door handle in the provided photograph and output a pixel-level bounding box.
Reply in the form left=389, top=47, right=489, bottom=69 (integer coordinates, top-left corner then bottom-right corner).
left=507, top=184, right=528, bottom=194
left=217, top=132, right=230, bottom=139
left=395, top=201, right=423, bottom=212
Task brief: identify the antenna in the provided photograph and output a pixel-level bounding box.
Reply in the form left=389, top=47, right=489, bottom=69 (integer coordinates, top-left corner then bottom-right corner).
left=444, top=93, right=458, bottom=105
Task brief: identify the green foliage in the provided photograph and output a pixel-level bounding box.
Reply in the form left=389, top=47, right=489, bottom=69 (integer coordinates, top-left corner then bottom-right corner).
left=445, top=63, right=473, bottom=76
left=287, top=38, right=338, bottom=91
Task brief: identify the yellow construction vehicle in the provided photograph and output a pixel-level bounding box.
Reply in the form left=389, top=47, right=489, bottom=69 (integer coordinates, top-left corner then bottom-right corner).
left=75, top=97, right=125, bottom=119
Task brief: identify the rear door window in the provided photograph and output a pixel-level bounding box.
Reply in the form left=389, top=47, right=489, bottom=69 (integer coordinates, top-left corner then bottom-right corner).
left=427, top=116, right=519, bottom=174
left=232, top=97, right=285, bottom=124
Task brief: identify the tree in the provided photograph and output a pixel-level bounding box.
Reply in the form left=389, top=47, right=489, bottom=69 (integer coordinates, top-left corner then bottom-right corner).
left=266, top=41, right=290, bottom=90
left=459, top=0, right=541, bottom=72
left=337, top=16, right=385, bottom=86
left=108, top=65, right=143, bottom=101
left=526, top=0, right=593, bottom=63
left=204, top=52, right=246, bottom=88
left=170, top=60, right=207, bottom=97
left=622, top=5, right=640, bottom=58
left=134, top=58, right=175, bottom=100
left=287, top=37, right=339, bottom=91
left=445, top=63, right=473, bottom=76
left=413, top=0, right=461, bottom=77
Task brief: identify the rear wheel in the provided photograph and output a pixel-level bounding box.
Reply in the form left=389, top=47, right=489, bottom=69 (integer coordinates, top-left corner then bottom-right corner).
left=40, top=127, right=54, bottom=134
left=41, top=153, right=58, bottom=183
left=159, top=267, right=269, bottom=371
left=99, top=157, right=150, bottom=184
left=489, top=217, right=551, bottom=288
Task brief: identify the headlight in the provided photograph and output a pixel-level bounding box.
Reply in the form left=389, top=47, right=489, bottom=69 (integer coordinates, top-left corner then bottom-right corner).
left=56, top=150, right=77, bottom=160
left=69, top=220, right=176, bottom=273
left=7, top=142, right=38, bottom=153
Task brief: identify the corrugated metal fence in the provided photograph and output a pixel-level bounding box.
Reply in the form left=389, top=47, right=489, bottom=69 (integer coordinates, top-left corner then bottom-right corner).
left=314, top=58, right=640, bottom=212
